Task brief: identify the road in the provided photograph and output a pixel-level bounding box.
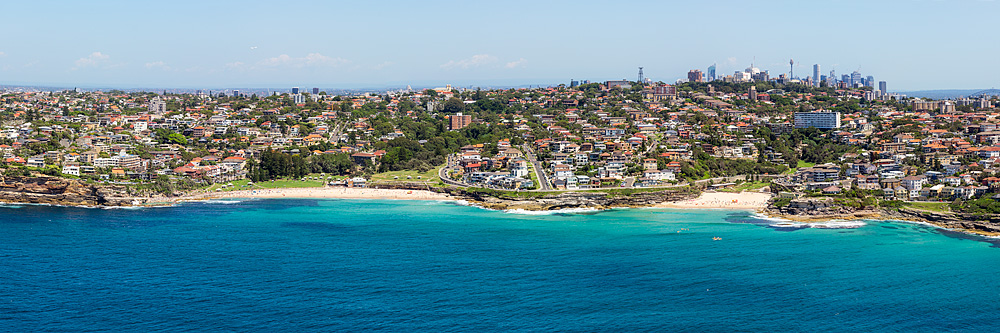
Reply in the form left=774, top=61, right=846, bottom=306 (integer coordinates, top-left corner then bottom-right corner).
left=521, top=144, right=551, bottom=191
left=437, top=155, right=468, bottom=187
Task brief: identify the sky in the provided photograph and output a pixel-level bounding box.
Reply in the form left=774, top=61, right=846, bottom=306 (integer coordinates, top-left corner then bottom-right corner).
left=0, top=0, right=998, bottom=91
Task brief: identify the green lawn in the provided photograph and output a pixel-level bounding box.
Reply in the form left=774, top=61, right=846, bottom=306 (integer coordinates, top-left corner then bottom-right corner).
left=205, top=179, right=253, bottom=192
left=370, top=165, right=442, bottom=183
left=527, top=165, right=540, bottom=190
left=904, top=201, right=951, bottom=213
left=782, top=161, right=816, bottom=174
left=254, top=178, right=326, bottom=189
left=204, top=174, right=344, bottom=193
left=718, top=181, right=770, bottom=192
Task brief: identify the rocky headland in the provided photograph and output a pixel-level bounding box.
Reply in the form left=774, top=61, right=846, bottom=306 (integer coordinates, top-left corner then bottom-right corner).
left=0, top=175, right=137, bottom=207
left=435, top=186, right=701, bottom=211
left=766, top=197, right=1000, bottom=236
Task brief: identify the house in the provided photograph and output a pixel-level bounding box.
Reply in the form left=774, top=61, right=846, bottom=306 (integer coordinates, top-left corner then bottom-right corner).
left=26, top=157, right=45, bottom=168
left=643, top=158, right=658, bottom=171
left=552, top=164, right=573, bottom=178
left=901, top=175, right=927, bottom=191
left=351, top=152, right=377, bottom=165
left=822, top=186, right=842, bottom=195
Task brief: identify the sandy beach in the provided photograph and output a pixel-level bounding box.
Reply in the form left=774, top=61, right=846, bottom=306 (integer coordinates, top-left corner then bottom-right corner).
left=658, top=191, right=773, bottom=210
left=174, top=187, right=453, bottom=202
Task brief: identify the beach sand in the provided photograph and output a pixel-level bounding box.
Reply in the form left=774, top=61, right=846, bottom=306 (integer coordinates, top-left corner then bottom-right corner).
left=658, top=191, right=773, bottom=210
left=177, top=187, right=453, bottom=202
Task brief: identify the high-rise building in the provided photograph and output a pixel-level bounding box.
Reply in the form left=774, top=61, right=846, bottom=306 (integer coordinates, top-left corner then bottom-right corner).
left=570, top=79, right=579, bottom=87
left=292, top=87, right=300, bottom=94
left=312, top=87, right=320, bottom=95
left=842, top=74, right=851, bottom=85
left=233, top=90, right=240, bottom=98
left=749, top=85, right=758, bottom=102
left=865, top=76, right=874, bottom=88
left=794, top=111, right=841, bottom=129
left=687, top=70, right=704, bottom=83
left=707, top=64, right=717, bottom=82
left=449, top=113, right=473, bottom=130
left=292, top=94, right=305, bottom=104
left=879, top=81, right=887, bottom=95
left=752, top=70, right=769, bottom=82
left=851, top=71, right=862, bottom=87
left=813, top=64, right=821, bottom=87
left=148, top=97, right=167, bottom=114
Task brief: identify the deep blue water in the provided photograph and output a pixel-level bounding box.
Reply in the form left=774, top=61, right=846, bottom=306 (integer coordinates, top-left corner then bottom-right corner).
left=3, top=199, right=1000, bottom=332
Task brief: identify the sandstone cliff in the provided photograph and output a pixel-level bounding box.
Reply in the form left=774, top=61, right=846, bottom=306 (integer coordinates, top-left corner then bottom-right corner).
left=0, top=175, right=134, bottom=207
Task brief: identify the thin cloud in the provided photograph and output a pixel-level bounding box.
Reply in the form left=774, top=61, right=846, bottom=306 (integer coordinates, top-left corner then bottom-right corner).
left=505, top=58, right=528, bottom=69
left=145, top=61, right=170, bottom=70
left=73, top=52, right=110, bottom=69
left=257, top=53, right=349, bottom=68
left=0, top=51, right=6, bottom=57
left=441, top=54, right=498, bottom=69
left=373, top=61, right=394, bottom=70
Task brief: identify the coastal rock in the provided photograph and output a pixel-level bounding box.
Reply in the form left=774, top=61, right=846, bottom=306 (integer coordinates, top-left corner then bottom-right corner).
left=888, top=208, right=1000, bottom=234
left=0, top=175, right=132, bottom=207
left=766, top=197, right=881, bottom=220
left=437, top=187, right=700, bottom=211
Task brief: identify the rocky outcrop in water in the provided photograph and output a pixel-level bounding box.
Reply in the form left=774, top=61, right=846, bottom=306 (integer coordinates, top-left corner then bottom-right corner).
left=765, top=197, right=882, bottom=221
left=443, top=187, right=700, bottom=211
left=766, top=197, right=1000, bottom=234
left=770, top=197, right=875, bottom=216
left=886, top=208, right=1000, bottom=234
left=0, top=175, right=134, bottom=206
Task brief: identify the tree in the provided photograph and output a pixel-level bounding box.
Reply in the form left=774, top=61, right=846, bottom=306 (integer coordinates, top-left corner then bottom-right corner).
left=443, top=98, right=465, bottom=114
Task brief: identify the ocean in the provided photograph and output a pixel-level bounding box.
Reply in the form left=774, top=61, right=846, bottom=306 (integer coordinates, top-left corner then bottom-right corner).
left=2, top=199, right=1000, bottom=331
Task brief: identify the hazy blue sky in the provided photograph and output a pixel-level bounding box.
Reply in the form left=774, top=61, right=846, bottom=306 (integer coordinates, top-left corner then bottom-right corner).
left=0, top=0, right=997, bottom=90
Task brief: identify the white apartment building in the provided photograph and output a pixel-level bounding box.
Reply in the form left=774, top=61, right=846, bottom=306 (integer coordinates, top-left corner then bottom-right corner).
left=794, top=111, right=841, bottom=129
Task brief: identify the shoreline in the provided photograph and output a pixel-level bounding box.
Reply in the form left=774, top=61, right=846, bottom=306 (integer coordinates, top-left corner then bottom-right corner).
left=5, top=185, right=1000, bottom=240
left=758, top=208, right=1000, bottom=238
left=159, top=187, right=454, bottom=204
left=657, top=191, right=772, bottom=210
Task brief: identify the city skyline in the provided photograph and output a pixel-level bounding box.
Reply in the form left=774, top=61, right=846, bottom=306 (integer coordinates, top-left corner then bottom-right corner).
left=1, top=0, right=999, bottom=90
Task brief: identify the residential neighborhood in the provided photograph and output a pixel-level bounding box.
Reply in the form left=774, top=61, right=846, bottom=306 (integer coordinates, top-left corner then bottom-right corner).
left=3, top=78, right=1000, bottom=213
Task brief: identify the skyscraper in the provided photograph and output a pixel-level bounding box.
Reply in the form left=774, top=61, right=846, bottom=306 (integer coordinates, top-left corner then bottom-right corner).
left=879, top=81, right=887, bottom=95
left=865, top=76, right=874, bottom=88
left=687, top=70, right=704, bottom=83
left=292, top=87, right=300, bottom=94
left=813, top=64, right=820, bottom=87
left=707, top=64, right=716, bottom=82
left=851, top=71, right=862, bottom=87
left=312, top=87, right=320, bottom=94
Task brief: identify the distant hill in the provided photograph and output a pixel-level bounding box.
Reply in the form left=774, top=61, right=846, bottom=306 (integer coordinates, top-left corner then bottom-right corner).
left=897, top=89, right=982, bottom=100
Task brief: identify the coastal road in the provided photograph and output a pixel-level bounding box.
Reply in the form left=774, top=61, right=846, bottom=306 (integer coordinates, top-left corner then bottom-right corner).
left=438, top=155, right=469, bottom=187
left=521, top=144, right=551, bottom=191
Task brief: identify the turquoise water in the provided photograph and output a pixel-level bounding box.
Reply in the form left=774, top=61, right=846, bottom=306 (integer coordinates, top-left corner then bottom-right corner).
left=2, top=199, right=1000, bottom=331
